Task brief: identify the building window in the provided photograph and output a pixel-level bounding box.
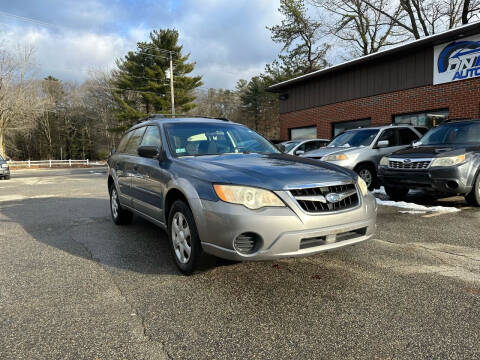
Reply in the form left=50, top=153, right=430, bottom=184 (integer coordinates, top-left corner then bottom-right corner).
left=332, top=118, right=371, bottom=138
left=393, top=109, right=449, bottom=128
left=289, top=126, right=317, bottom=140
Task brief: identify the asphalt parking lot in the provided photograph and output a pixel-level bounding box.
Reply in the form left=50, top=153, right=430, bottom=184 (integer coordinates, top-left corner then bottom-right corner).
left=1, top=168, right=479, bottom=359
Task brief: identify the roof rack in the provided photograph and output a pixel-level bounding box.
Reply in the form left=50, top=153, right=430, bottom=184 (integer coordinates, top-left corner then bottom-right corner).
left=137, top=114, right=231, bottom=123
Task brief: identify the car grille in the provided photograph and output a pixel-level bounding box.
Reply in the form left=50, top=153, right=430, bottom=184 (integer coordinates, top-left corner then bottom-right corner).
left=290, top=183, right=359, bottom=213
left=389, top=160, right=431, bottom=169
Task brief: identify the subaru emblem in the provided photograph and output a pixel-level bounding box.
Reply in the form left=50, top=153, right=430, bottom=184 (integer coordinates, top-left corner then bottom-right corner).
left=325, top=193, right=341, bottom=203
left=403, top=159, right=411, bottom=164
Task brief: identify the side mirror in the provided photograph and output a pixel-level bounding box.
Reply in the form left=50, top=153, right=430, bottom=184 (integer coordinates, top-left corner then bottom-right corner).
left=376, top=140, right=389, bottom=148
left=412, top=141, right=420, bottom=147
left=295, top=150, right=305, bottom=155
left=138, top=145, right=160, bottom=159
left=276, top=144, right=286, bottom=153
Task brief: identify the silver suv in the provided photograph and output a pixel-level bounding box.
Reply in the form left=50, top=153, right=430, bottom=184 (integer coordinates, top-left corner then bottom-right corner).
left=107, top=116, right=377, bottom=274
left=302, top=125, right=423, bottom=189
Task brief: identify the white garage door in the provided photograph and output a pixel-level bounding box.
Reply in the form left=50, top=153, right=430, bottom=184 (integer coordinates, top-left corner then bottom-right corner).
left=290, top=126, right=317, bottom=140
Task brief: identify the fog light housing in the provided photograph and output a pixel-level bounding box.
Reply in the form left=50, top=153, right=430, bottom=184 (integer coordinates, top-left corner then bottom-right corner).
left=233, top=232, right=262, bottom=255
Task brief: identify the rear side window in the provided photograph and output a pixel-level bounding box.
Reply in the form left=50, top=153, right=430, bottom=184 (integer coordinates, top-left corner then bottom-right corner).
left=398, top=128, right=419, bottom=145
left=117, top=132, right=133, bottom=153
left=140, top=126, right=162, bottom=147
left=124, top=127, right=146, bottom=155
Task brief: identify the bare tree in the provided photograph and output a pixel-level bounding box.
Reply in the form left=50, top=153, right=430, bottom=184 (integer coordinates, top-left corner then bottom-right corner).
left=84, top=69, right=119, bottom=150
left=0, top=45, right=43, bottom=158
left=312, top=0, right=408, bottom=56
left=360, top=0, right=480, bottom=39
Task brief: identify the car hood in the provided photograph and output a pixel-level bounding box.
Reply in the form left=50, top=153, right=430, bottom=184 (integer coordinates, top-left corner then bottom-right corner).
left=302, top=146, right=362, bottom=158
left=389, top=145, right=480, bottom=159
left=174, top=153, right=356, bottom=190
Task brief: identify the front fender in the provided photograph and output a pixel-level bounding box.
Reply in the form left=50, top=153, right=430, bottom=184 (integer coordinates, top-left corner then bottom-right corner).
left=164, top=177, right=216, bottom=241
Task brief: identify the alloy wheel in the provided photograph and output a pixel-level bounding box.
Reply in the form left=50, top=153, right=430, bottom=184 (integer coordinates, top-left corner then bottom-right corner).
left=359, top=169, right=373, bottom=187
left=111, top=188, right=119, bottom=219
left=171, top=212, right=192, bottom=264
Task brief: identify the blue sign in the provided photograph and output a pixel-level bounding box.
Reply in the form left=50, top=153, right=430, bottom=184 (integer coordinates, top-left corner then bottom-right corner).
left=434, top=36, right=480, bottom=84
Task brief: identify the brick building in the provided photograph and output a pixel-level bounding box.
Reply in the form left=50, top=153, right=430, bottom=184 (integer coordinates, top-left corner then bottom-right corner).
left=268, top=22, right=480, bottom=141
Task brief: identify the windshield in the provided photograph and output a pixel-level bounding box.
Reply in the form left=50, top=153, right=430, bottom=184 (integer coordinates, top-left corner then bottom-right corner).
left=419, top=122, right=480, bottom=146
left=282, top=141, right=301, bottom=152
left=165, top=122, right=280, bottom=157
left=328, top=129, right=379, bottom=148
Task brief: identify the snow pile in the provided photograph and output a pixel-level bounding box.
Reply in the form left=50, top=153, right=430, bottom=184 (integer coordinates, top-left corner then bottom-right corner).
left=375, top=198, right=460, bottom=213
left=372, top=186, right=386, bottom=196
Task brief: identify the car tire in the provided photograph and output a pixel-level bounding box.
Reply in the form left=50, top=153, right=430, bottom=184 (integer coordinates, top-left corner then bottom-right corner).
left=355, top=164, right=377, bottom=190
left=168, top=200, right=204, bottom=275
left=5, top=175, right=10, bottom=180
left=465, top=173, right=480, bottom=207
left=385, top=186, right=409, bottom=201
left=109, top=184, right=133, bottom=225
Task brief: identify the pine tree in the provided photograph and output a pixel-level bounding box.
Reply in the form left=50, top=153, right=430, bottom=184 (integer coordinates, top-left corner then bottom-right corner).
left=112, top=29, right=202, bottom=130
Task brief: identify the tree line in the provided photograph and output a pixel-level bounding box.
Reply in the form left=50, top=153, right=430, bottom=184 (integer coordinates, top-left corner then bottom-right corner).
left=1, top=0, right=478, bottom=160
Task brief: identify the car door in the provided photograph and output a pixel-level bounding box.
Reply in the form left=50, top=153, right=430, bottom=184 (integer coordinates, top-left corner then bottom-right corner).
left=131, top=125, right=168, bottom=222
left=113, top=131, right=134, bottom=203
left=121, top=127, right=147, bottom=204
left=373, top=129, right=403, bottom=165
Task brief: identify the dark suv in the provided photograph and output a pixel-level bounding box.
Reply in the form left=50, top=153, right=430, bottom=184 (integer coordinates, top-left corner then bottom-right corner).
left=378, top=120, right=480, bottom=206
left=107, top=116, right=376, bottom=274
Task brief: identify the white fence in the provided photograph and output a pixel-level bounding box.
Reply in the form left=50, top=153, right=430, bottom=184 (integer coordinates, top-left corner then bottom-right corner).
left=8, top=159, right=90, bottom=168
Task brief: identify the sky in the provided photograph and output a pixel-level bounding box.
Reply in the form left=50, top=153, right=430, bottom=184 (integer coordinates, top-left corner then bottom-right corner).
left=0, top=0, right=284, bottom=89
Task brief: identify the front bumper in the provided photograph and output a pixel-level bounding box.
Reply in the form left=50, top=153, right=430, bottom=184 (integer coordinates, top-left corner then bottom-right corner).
left=195, top=191, right=377, bottom=261
left=378, top=163, right=473, bottom=194
left=0, top=167, right=10, bottom=177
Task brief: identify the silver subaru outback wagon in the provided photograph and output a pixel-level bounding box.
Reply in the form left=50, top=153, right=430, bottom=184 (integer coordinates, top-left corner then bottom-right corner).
left=107, top=116, right=377, bottom=274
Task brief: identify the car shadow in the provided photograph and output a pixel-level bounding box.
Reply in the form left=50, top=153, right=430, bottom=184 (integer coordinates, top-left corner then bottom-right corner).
left=0, top=196, right=233, bottom=276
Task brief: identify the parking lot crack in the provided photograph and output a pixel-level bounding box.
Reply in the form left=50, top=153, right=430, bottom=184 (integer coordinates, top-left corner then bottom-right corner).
left=106, top=275, right=173, bottom=360
left=66, top=235, right=171, bottom=360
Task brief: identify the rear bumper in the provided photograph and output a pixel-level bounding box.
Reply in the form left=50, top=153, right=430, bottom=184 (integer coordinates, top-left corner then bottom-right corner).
left=195, top=192, right=377, bottom=261
left=378, top=163, right=473, bottom=194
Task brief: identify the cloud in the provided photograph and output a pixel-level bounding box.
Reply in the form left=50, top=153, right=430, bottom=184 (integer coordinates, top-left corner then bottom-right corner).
left=0, top=0, right=283, bottom=89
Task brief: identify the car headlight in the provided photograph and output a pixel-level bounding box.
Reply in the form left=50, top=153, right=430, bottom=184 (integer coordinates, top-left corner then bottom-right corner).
left=1, top=163, right=8, bottom=168
left=213, top=184, right=285, bottom=209
left=379, top=156, right=389, bottom=166
left=430, top=154, right=466, bottom=167
left=323, top=153, right=348, bottom=161
left=357, top=176, right=368, bottom=196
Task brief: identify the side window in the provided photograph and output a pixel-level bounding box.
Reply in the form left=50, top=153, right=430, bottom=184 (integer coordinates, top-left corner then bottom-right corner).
left=141, top=126, right=162, bottom=147
left=117, top=132, right=133, bottom=153
left=296, top=143, right=307, bottom=152
left=377, top=129, right=396, bottom=147
left=304, top=141, right=320, bottom=152
left=398, top=128, right=419, bottom=145
left=124, top=127, right=146, bottom=155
